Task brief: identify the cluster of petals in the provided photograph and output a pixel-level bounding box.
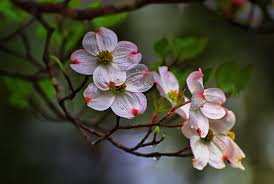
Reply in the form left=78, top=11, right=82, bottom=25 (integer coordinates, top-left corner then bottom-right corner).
left=70, top=27, right=153, bottom=118
left=154, top=66, right=245, bottom=170
left=204, top=0, right=263, bottom=28
left=153, top=66, right=190, bottom=119
left=181, top=110, right=246, bottom=170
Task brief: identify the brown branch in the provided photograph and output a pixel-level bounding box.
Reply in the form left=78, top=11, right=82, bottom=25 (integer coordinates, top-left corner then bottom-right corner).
left=0, top=69, right=46, bottom=81
left=11, top=0, right=197, bottom=20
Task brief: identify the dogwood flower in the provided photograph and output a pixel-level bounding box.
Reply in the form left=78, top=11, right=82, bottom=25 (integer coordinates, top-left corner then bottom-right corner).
left=187, top=69, right=226, bottom=138
left=83, top=64, right=154, bottom=119
left=70, top=27, right=142, bottom=90
left=233, top=1, right=263, bottom=28
left=267, top=0, right=274, bottom=20
left=181, top=110, right=246, bottom=170
left=153, top=66, right=190, bottom=119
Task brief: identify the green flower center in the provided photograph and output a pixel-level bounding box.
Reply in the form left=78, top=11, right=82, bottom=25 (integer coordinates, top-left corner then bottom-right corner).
left=97, top=51, right=113, bottom=64
left=167, top=90, right=179, bottom=103
left=109, top=82, right=126, bottom=95
left=202, top=129, right=214, bottom=143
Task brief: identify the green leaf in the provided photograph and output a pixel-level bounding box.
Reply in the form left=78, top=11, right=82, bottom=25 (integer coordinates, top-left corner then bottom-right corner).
left=154, top=126, right=161, bottom=134
left=50, top=55, right=65, bottom=71
left=216, top=62, right=253, bottom=96
left=3, top=77, right=33, bottom=109
left=87, top=0, right=102, bottom=8
left=150, top=61, right=162, bottom=71
left=154, top=37, right=172, bottom=58
left=92, top=13, right=128, bottom=28
left=171, top=36, right=208, bottom=60
left=38, top=79, right=56, bottom=97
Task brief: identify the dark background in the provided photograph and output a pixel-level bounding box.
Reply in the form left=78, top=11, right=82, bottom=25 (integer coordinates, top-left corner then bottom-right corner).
left=1, top=1, right=274, bottom=184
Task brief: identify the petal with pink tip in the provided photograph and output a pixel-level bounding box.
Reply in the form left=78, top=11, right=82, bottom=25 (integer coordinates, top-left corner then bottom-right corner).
left=176, top=97, right=190, bottom=119
left=112, top=41, right=142, bottom=70
left=204, top=88, right=226, bottom=104
left=181, top=120, right=195, bottom=139
left=186, top=69, right=204, bottom=94
left=93, top=63, right=126, bottom=91
left=210, top=110, right=236, bottom=134
left=111, top=92, right=147, bottom=119
left=153, top=72, right=168, bottom=98
left=70, top=49, right=98, bottom=75
left=190, top=136, right=209, bottom=170
left=200, top=102, right=226, bottom=120
left=96, top=27, right=118, bottom=52
left=208, top=142, right=226, bottom=169
left=125, top=64, right=154, bottom=93
left=189, top=109, right=209, bottom=138
left=158, top=66, right=179, bottom=92
left=82, top=32, right=100, bottom=56
left=83, top=83, right=115, bottom=111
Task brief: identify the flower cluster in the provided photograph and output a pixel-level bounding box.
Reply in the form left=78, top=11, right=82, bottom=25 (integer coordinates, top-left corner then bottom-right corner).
left=154, top=67, right=245, bottom=170
left=70, top=27, right=154, bottom=119
left=204, top=0, right=263, bottom=29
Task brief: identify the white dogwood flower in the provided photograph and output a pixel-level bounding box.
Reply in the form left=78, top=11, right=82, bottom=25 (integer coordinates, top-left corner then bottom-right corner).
left=153, top=66, right=190, bottom=119
left=83, top=64, right=154, bottom=119
left=70, top=27, right=142, bottom=90
left=187, top=69, right=226, bottom=138
left=181, top=110, right=246, bottom=170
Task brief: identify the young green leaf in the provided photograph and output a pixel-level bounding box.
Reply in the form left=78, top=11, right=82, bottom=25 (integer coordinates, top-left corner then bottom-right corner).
left=92, top=13, right=128, bottom=28
left=171, top=36, right=208, bottom=60
left=154, top=37, right=172, bottom=58
left=50, top=55, right=65, bottom=72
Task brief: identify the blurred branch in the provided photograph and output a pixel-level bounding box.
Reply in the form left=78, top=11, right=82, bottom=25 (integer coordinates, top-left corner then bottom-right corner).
left=11, top=0, right=198, bottom=20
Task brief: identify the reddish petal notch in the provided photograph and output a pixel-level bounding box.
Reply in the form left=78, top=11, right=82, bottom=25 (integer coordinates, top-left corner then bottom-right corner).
left=72, top=60, right=80, bottom=64
left=131, top=108, right=139, bottom=116
left=129, top=50, right=137, bottom=56
left=85, top=97, right=92, bottom=103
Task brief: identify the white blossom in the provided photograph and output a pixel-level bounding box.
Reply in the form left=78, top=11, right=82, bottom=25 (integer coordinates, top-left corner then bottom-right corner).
left=83, top=64, right=154, bottom=119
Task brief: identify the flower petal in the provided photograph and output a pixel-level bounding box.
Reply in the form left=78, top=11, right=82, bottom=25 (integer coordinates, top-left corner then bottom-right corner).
left=83, top=83, right=115, bottom=111
left=267, top=4, right=274, bottom=20
left=82, top=31, right=100, bottom=56
left=210, top=110, right=236, bottom=134
left=176, top=97, right=190, bottom=119
left=200, top=102, right=226, bottom=119
left=70, top=49, right=98, bottom=75
left=93, top=63, right=126, bottom=91
left=181, top=120, right=195, bottom=139
left=186, top=69, right=204, bottom=94
left=250, top=5, right=263, bottom=29
left=233, top=1, right=252, bottom=26
left=189, top=109, right=209, bottom=138
left=204, top=88, right=226, bottom=105
left=111, top=92, right=147, bottom=119
left=125, top=64, right=154, bottom=93
left=190, top=136, right=209, bottom=170
left=96, top=27, right=118, bottom=52
left=208, top=142, right=226, bottom=169
left=214, top=135, right=246, bottom=170
left=158, top=66, right=179, bottom=92
left=112, top=41, right=142, bottom=70
left=153, top=72, right=168, bottom=98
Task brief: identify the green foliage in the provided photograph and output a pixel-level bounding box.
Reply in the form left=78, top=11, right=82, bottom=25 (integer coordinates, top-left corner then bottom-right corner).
left=171, top=37, right=208, bottom=60
left=172, top=67, right=192, bottom=87
left=153, top=126, right=161, bottom=134
left=3, top=77, right=33, bottom=109
left=154, top=37, right=172, bottom=58
left=216, top=62, right=253, bottom=96
left=69, top=0, right=102, bottom=8
left=38, top=79, right=56, bottom=97
left=50, top=55, right=65, bottom=71
left=87, top=0, right=102, bottom=8
left=152, top=93, right=171, bottom=113
left=92, top=13, right=128, bottom=28
left=203, top=68, right=213, bottom=85
left=0, top=0, right=27, bottom=22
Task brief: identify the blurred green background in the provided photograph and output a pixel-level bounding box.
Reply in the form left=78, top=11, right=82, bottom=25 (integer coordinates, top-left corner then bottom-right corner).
left=1, top=0, right=274, bottom=184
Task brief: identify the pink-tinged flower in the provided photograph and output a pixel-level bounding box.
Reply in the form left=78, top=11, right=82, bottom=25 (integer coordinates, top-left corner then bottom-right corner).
left=153, top=66, right=190, bottom=119
left=233, top=1, right=263, bottom=28
left=181, top=110, right=246, bottom=170
left=70, top=27, right=142, bottom=90
left=187, top=69, right=226, bottom=138
left=267, top=1, right=274, bottom=20
left=83, top=64, right=154, bottom=119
